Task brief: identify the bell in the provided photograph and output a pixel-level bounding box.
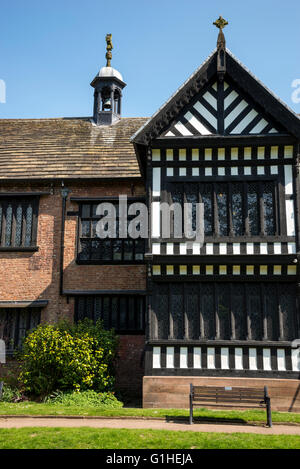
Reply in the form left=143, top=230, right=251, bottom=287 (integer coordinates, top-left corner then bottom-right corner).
left=103, top=98, right=111, bottom=110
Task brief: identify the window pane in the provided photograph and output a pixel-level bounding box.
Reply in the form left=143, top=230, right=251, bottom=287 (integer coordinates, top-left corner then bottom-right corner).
left=24, top=204, right=33, bottom=246
left=76, top=298, right=86, bottom=321
left=216, top=283, right=231, bottom=340
left=92, top=204, right=100, bottom=217
left=119, top=297, right=127, bottom=330
left=248, top=183, right=259, bottom=235
left=247, top=284, right=262, bottom=340
left=264, top=284, right=279, bottom=340
left=154, top=284, right=169, bottom=339
left=263, top=182, right=275, bottom=235
left=186, top=284, right=199, bottom=340
left=111, top=298, right=118, bottom=328
left=81, top=221, right=90, bottom=238
left=124, top=240, right=133, bottom=260
left=103, top=297, right=110, bottom=328
left=78, top=240, right=90, bottom=260
left=201, top=185, right=213, bottom=235
left=170, top=284, right=184, bottom=339
left=5, top=204, right=13, bottom=246
left=171, top=184, right=183, bottom=205
left=137, top=297, right=144, bottom=330
left=90, top=239, right=101, bottom=260
left=113, top=240, right=122, bottom=260
left=15, top=204, right=23, bottom=246
left=101, top=240, right=112, bottom=260
left=85, top=297, right=94, bottom=320
left=185, top=184, right=198, bottom=232
left=232, top=184, right=244, bottom=235
left=94, top=297, right=102, bottom=322
left=30, top=310, right=41, bottom=330
left=200, top=283, right=215, bottom=339
left=279, top=284, right=296, bottom=340
left=231, top=284, right=246, bottom=340
left=81, top=204, right=91, bottom=218
left=128, top=298, right=135, bottom=329
left=91, top=220, right=98, bottom=237
left=134, top=239, right=144, bottom=260
left=18, top=309, right=28, bottom=348
left=171, top=184, right=183, bottom=237
left=217, top=185, right=228, bottom=235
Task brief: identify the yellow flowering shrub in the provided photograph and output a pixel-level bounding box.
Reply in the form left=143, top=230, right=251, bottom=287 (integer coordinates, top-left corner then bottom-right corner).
left=19, top=320, right=118, bottom=396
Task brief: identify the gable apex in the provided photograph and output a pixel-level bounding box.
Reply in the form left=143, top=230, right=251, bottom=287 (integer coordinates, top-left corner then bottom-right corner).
left=131, top=49, right=300, bottom=145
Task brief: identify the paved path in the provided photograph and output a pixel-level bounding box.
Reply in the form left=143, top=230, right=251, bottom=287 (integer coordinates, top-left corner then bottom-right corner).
left=0, top=417, right=300, bottom=435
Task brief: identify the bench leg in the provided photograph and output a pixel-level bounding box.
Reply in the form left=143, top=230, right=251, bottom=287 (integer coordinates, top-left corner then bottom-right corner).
left=189, top=394, right=193, bottom=424
left=266, top=397, right=272, bottom=428
left=264, top=386, right=272, bottom=427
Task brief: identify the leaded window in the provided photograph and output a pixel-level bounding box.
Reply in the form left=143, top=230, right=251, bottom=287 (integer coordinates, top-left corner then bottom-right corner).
left=168, top=181, right=277, bottom=238
left=151, top=282, right=297, bottom=342
left=0, top=197, right=39, bottom=248
left=75, top=295, right=145, bottom=333
left=0, top=308, right=41, bottom=354
left=77, top=202, right=145, bottom=263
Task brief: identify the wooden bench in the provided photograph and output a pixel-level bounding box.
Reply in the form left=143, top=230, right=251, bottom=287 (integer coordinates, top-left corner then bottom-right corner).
left=189, top=384, right=272, bottom=427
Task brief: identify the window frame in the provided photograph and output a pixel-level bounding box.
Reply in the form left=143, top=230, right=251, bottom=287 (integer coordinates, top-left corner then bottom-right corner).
left=150, top=281, right=297, bottom=343
left=76, top=199, right=146, bottom=264
left=0, top=195, right=39, bottom=251
left=75, top=295, right=146, bottom=334
left=0, top=307, right=41, bottom=355
left=165, top=178, right=280, bottom=241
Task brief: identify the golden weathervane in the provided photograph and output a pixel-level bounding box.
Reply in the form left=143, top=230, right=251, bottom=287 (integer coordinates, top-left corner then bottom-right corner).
left=105, top=34, right=113, bottom=67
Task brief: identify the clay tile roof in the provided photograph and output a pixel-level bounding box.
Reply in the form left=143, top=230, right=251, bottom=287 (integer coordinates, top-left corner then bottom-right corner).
left=0, top=117, right=148, bottom=180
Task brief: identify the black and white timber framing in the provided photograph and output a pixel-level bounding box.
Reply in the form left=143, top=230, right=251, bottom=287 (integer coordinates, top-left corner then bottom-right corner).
left=132, top=40, right=300, bottom=379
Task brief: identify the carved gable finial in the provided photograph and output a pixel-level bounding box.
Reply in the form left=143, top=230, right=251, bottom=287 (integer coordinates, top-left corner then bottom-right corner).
left=213, top=16, right=228, bottom=31
left=213, top=16, right=228, bottom=81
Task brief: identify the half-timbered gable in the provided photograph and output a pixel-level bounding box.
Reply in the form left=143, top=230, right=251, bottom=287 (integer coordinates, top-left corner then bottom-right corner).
left=162, top=76, right=283, bottom=137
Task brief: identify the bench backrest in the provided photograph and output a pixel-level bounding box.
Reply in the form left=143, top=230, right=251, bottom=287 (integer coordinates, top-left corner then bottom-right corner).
left=191, top=385, right=266, bottom=404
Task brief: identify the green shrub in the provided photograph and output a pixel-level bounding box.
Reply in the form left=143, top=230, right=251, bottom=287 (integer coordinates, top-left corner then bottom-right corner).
left=0, top=384, right=22, bottom=403
left=19, top=319, right=118, bottom=397
left=45, top=390, right=123, bottom=408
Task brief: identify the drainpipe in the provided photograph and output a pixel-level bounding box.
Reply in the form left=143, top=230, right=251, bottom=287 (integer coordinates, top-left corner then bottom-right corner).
left=60, top=184, right=70, bottom=296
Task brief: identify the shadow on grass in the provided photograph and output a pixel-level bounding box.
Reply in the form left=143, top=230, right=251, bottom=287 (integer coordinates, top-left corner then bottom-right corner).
left=165, top=415, right=248, bottom=425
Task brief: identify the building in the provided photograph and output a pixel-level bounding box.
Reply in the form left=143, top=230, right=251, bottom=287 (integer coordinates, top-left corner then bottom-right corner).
left=0, top=20, right=300, bottom=410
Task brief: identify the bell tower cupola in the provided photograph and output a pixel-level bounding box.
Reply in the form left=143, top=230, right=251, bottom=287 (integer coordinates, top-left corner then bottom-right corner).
left=91, top=34, right=126, bottom=125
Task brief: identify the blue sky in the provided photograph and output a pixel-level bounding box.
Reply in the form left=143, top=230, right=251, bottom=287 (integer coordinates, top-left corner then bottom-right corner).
left=0, top=0, right=299, bottom=119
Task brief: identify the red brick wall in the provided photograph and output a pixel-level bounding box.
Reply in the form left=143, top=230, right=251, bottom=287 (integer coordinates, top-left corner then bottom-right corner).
left=0, top=180, right=146, bottom=324
left=115, top=335, right=145, bottom=398
left=143, top=376, right=300, bottom=412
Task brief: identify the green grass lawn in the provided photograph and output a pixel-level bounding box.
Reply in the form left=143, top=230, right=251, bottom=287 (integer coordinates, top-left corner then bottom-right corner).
left=0, top=427, right=299, bottom=449
left=0, top=401, right=300, bottom=425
